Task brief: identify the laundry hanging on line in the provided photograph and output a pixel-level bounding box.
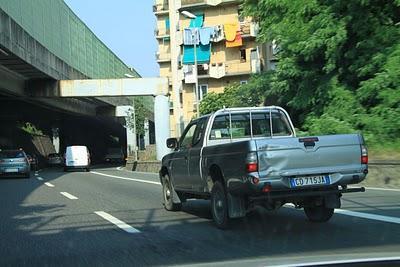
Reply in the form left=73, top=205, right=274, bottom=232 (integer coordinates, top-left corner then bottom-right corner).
left=183, top=28, right=200, bottom=45
left=223, top=23, right=239, bottom=41
left=199, top=27, right=214, bottom=45
left=211, top=25, right=224, bottom=42
left=189, top=14, right=204, bottom=28
left=226, top=32, right=243, bottom=47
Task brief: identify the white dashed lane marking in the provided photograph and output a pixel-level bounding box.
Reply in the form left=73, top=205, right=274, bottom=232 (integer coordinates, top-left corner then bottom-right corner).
left=94, top=211, right=140, bottom=234
left=44, top=182, right=55, bottom=188
left=60, top=192, right=78, bottom=200
left=36, top=177, right=43, bottom=181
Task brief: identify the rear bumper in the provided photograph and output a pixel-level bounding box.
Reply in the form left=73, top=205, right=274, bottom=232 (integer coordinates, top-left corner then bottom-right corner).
left=227, top=170, right=368, bottom=196
left=249, top=187, right=365, bottom=202
left=0, top=165, right=30, bottom=175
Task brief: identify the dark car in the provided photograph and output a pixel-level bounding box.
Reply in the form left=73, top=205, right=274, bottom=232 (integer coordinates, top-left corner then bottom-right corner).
left=0, top=150, right=31, bottom=178
left=47, top=153, right=63, bottom=167
left=26, top=154, right=39, bottom=171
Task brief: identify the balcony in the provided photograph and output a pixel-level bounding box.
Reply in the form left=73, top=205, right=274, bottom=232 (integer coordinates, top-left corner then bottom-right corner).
left=240, top=21, right=258, bottom=38
left=180, top=0, right=239, bottom=9
left=153, top=1, right=169, bottom=15
left=156, top=51, right=171, bottom=63
left=154, top=28, right=170, bottom=39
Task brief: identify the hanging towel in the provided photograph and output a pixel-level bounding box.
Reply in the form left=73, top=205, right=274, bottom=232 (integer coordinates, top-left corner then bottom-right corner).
left=165, top=18, right=170, bottom=30
left=224, top=23, right=239, bottom=41
left=183, top=44, right=211, bottom=64
left=199, top=27, right=214, bottom=45
left=211, top=25, right=224, bottom=42
left=209, top=63, right=226, bottom=79
left=184, top=64, right=196, bottom=84
left=189, top=14, right=204, bottom=28
left=183, top=28, right=199, bottom=45
left=226, top=32, right=243, bottom=47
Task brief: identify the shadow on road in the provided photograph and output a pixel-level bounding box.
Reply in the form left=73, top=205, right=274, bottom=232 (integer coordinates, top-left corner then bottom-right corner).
left=0, top=167, right=399, bottom=266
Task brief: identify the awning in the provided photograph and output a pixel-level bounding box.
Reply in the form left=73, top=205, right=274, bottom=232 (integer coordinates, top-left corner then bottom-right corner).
left=183, top=44, right=211, bottom=64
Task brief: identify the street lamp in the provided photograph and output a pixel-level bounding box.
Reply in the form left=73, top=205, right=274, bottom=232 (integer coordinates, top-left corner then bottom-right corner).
left=181, top=10, right=200, bottom=117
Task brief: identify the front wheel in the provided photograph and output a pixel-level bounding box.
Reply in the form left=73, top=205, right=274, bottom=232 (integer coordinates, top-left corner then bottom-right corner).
left=211, top=181, right=230, bottom=229
left=162, top=174, right=182, bottom=211
left=304, top=206, right=334, bottom=222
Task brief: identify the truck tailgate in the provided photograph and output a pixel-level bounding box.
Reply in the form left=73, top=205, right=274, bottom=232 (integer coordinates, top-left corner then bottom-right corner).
left=255, top=134, right=363, bottom=178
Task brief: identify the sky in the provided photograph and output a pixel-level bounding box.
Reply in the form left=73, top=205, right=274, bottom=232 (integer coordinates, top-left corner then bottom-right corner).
left=64, top=0, right=159, bottom=77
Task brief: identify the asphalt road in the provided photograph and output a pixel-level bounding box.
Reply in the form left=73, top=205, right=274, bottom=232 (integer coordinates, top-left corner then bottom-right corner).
left=0, top=166, right=399, bottom=266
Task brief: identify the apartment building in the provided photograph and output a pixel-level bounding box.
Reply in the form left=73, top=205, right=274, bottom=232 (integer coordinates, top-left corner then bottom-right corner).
left=154, top=0, right=276, bottom=137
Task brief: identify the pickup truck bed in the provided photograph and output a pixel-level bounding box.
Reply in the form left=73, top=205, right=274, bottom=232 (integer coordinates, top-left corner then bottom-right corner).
left=160, top=106, right=367, bottom=229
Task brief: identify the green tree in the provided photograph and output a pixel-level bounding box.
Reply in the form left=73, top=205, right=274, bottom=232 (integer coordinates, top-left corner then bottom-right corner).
left=241, top=0, right=400, bottom=145
left=126, top=97, right=147, bottom=136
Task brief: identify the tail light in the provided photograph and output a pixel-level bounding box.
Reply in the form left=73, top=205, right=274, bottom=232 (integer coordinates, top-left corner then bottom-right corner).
left=361, top=145, right=368, bottom=164
left=246, top=152, right=258, bottom=173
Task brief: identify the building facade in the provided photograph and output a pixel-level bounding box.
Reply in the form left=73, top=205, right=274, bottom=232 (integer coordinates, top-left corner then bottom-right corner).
left=154, top=0, right=276, bottom=137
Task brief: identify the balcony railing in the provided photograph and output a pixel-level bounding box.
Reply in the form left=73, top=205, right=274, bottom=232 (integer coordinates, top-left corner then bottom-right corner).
left=153, top=1, right=169, bottom=13
left=154, top=28, right=170, bottom=37
left=156, top=51, right=171, bottom=62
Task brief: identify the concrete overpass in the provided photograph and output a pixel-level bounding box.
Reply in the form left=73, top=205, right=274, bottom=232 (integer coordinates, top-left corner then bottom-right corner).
left=0, top=1, right=161, bottom=161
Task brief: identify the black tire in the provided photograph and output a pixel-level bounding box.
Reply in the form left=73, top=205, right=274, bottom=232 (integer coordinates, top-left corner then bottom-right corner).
left=162, top=174, right=182, bottom=211
left=211, top=181, right=230, bottom=229
left=304, top=206, right=334, bottom=222
left=85, top=168, right=90, bottom=172
left=63, top=167, right=68, bottom=172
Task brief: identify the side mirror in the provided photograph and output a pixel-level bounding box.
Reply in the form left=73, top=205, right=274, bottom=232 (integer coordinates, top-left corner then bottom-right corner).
left=166, top=138, right=178, bottom=149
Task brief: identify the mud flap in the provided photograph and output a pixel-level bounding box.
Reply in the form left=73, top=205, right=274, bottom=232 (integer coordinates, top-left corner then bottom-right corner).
left=227, top=192, right=246, bottom=218
left=324, top=194, right=341, bottom=208
left=162, top=175, right=182, bottom=204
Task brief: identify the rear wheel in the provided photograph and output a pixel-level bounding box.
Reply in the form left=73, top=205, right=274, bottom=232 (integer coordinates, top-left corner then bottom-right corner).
left=304, top=206, right=334, bottom=222
left=162, top=174, right=182, bottom=211
left=211, top=181, right=230, bottom=229
left=85, top=167, right=90, bottom=172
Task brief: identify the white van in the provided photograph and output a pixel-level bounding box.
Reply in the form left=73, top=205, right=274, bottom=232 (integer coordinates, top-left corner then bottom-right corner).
left=64, top=145, right=90, bottom=172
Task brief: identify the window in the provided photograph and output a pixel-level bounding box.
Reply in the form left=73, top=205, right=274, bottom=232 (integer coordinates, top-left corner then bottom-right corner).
left=230, top=114, right=251, bottom=138
left=240, top=80, right=248, bottom=85
left=252, top=111, right=292, bottom=137
left=179, top=123, right=197, bottom=149
left=209, top=115, right=230, bottom=140
left=209, top=111, right=293, bottom=141
left=240, top=48, right=246, bottom=62
left=192, top=118, right=207, bottom=147
left=197, top=84, right=208, bottom=101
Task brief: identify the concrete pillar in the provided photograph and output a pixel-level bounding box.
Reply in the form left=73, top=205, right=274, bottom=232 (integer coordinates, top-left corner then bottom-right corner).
left=126, top=126, right=137, bottom=160
left=51, top=127, right=60, bottom=153
left=144, top=118, right=150, bottom=148
left=154, top=95, right=170, bottom=161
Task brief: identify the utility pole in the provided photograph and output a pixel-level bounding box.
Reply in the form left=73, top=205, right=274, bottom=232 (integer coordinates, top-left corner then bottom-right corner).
left=169, top=0, right=184, bottom=136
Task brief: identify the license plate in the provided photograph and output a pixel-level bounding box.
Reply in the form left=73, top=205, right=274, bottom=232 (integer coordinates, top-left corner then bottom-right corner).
left=5, top=168, right=18, bottom=173
left=290, top=175, right=330, bottom=188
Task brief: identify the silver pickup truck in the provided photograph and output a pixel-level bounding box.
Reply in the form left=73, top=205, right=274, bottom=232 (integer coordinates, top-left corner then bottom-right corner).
left=160, top=106, right=368, bottom=229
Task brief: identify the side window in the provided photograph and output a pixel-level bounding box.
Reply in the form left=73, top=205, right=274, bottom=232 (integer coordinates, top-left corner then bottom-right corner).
left=179, top=123, right=197, bottom=149
left=230, top=113, right=251, bottom=138
left=252, top=113, right=272, bottom=137
left=209, top=115, right=230, bottom=140
left=192, top=118, right=207, bottom=147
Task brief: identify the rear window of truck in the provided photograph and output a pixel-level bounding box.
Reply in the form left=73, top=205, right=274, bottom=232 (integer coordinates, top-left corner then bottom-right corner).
left=209, top=111, right=292, bottom=140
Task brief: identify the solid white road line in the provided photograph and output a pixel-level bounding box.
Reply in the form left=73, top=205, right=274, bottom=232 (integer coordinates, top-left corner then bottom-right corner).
left=335, top=209, right=400, bottom=225
left=60, top=192, right=78, bottom=200
left=269, top=256, right=400, bottom=267
left=91, top=171, right=161, bottom=186
left=36, top=177, right=44, bottom=181
left=284, top=203, right=400, bottom=225
left=44, top=182, right=55, bottom=188
left=94, top=211, right=140, bottom=234
left=365, top=186, right=400, bottom=193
